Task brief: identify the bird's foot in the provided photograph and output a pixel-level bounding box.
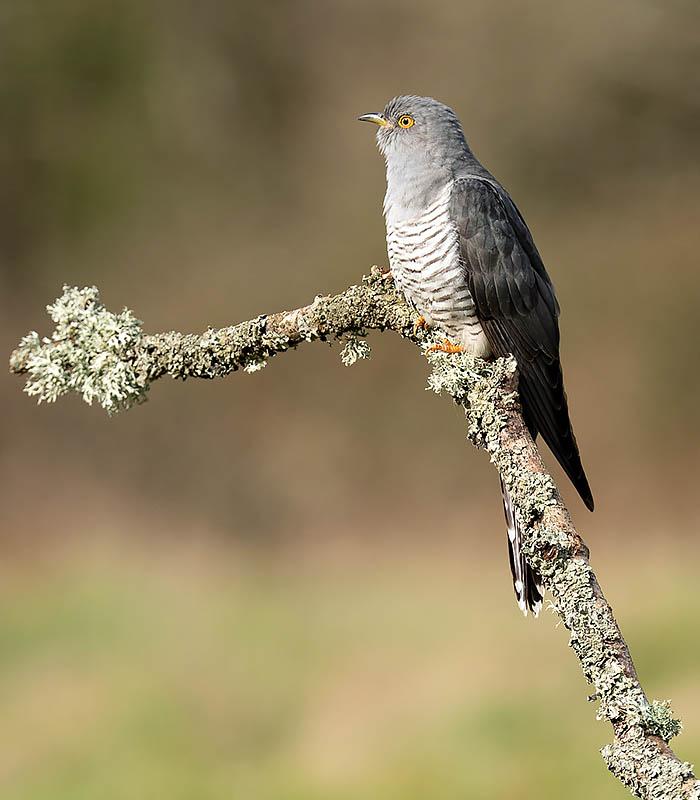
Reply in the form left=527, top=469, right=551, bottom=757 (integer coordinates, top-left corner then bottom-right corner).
left=413, top=315, right=428, bottom=336
left=427, top=338, right=464, bottom=355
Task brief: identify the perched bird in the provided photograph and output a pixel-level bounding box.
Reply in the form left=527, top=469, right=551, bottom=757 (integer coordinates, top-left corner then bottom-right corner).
left=359, top=95, right=594, bottom=615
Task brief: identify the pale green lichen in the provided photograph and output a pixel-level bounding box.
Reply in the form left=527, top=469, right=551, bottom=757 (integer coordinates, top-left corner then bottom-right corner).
left=425, top=346, right=477, bottom=399
left=340, top=335, right=371, bottom=366
left=593, top=659, right=647, bottom=723
left=259, top=323, right=292, bottom=354
left=18, top=286, right=146, bottom=413
left=425, top=347, right=521, bottom=470
left=641, top=700, right=683, bottom=742
left=238, top=316, right=292, bottom=373
left=602, top=733, right=698, bottom=799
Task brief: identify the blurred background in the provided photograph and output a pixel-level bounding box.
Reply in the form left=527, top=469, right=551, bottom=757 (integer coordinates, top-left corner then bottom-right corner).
left=2, top=1, right=699, bottom=797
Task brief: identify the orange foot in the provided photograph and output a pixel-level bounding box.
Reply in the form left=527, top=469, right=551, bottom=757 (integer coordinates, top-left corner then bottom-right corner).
left=413, top=315, right=428, bottom=336
left=427, top=338, right=464, bottom=355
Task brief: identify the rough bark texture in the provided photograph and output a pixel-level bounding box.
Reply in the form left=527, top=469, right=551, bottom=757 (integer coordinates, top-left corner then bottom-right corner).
left=9, top=268, right=700, bottom=799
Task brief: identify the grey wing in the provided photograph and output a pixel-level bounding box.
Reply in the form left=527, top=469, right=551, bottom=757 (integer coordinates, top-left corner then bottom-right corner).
left=451, top=177, right=593, bottom=510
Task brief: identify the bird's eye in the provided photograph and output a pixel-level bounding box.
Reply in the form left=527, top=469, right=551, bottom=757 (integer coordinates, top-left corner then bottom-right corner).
left=397, top=114, right=415, bottom=129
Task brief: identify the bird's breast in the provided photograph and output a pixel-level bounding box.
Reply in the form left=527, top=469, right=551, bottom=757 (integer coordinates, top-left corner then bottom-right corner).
left=384, top=184, right=490, bottom=356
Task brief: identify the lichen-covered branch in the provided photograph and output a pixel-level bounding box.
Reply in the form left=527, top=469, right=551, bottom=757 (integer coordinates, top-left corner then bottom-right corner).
left=9, top=269, right=411, bottom=412
left=428, top=352, right=698, bottom=799
left=8, top=270, right=699, bottom=799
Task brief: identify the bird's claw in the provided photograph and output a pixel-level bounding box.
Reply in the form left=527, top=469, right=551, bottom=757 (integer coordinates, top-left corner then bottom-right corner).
left=427, top=338, right=464, bottom=355
left=413, top=315, right=428, bottom=336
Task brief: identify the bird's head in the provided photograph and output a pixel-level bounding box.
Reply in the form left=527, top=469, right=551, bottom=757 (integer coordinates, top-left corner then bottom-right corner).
left=358, top=95, right=468, bottom=171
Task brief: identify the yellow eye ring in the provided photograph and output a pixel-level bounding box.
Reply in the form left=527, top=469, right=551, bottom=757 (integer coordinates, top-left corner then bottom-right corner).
left=397, top=114, right=415, bottom=129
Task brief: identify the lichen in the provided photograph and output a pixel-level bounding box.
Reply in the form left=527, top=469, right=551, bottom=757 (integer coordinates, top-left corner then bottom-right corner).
left=294, top=311, right=317, bottom=342
left=641, top=700, right=683, bottom=742
left=259, top=321, right=291, bottom=354
left=602, top=732, right=698, bottom=799
left=593, top=659, right=647, bottom=724
left=243, top=359, right=267, bottom=373
left=424, top=346, right=477, bottom=400
left=237, top=315, right=289, bottom=374
left=18, top=285, right=147, bottom=413
left=340, top=335, right=371, bottom=366
left=425, top=347, right=556, bottom=527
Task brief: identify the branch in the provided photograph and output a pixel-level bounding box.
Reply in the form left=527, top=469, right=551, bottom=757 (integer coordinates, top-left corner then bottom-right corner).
left=9, top=269, right=699, bottom=799
left=8, top=269, right=411, bottom=411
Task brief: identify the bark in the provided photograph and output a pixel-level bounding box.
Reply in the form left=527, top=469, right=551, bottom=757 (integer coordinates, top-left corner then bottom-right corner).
left=9, top=268, right=699, bottom=799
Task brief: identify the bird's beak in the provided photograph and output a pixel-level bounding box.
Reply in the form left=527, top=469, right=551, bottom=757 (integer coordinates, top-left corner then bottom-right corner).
left=358, top=112, right=392, bottom=127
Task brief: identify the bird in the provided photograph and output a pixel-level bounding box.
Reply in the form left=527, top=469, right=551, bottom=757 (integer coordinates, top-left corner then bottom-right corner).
left=359, top=95, right=594, bottom=616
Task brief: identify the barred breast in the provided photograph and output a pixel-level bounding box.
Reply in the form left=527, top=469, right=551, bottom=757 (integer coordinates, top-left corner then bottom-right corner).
left=384, top=182, right=490, bottom=356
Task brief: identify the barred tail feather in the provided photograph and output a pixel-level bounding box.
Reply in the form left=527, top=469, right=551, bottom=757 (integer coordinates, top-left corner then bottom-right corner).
left=501, top=479, right=543, bottom=617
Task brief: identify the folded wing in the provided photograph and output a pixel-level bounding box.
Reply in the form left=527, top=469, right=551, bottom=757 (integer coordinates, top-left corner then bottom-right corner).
left=451, top=177, right=593, bottom=510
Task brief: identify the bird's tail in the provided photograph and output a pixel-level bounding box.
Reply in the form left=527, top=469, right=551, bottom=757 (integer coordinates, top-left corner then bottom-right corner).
left=500, top=478, right=543, bottom=616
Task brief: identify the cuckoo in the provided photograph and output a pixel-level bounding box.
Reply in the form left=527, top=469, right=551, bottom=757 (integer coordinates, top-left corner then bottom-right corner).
left=359, top=95, right=594, bottom=615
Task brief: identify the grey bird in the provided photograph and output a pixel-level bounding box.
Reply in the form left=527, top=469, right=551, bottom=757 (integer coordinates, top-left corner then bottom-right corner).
left=359, top=95, right=594, bottom=615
